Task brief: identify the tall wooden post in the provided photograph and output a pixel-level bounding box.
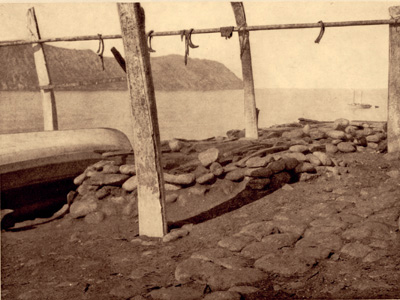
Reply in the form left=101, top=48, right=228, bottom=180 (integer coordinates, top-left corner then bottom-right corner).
left=388, top=6, right=400, bottom=153
left=231, top=2, right=258, bottom=139
left=117, top=3, right=167, bottom=237
left=27, top=7, right=58, bottom=131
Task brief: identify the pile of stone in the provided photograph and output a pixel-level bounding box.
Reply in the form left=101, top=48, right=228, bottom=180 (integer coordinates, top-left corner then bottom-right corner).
left=299, top=118, right=387, bottom=153
left=68, top=118, right=387, bottom=226
left=68, top=159, right=138, bottom=224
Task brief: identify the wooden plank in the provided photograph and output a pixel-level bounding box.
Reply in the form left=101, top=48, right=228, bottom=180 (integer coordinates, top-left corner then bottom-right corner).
left=231, top=2, right=258, bottom=139
left=27, top=7, right=58, bottom=131
left=117, top=3, right=167, bottom=237
left=388, top=6, right=400, bottom=153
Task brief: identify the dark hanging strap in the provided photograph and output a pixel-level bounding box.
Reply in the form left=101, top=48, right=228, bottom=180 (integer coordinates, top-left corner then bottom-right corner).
left=180, top=30, right=188, bottom=65
left=314, top=21, right=325, bottom=44
left=147, top=30, right=156, bottom=53
left=96, top=34, right=105, bottom=70
left=238, top=25, right=248, bottom=58
left=110, top=47, right=126, bottom=73
left=220, top=26, right=234, bottom=39
left=181, top=28, right=199, bottom=65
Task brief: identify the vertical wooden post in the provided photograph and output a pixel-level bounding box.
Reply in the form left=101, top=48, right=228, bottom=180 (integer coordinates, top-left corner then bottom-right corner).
left=231, top=2, right=258, bottom=139
left=388, top=6, right=400, bottom=153
left=117, top=3, right=167, bottom=237
left=27, top=7, right=58, bottom=131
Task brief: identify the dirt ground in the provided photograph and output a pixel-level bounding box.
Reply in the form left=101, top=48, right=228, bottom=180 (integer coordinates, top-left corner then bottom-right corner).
left=2, top=150, right=400, bottom=300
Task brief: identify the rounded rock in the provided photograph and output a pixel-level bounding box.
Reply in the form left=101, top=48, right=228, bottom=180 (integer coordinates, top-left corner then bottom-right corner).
left=309, top=129, right=326, bottom=140
left=248, top=178, right=271, bottom=189
left=73, top=172, right=87, bottom=185
left=284, top=157, right=300, bottom=170
left=165, top=183, right=182, bottom=191
left=169, top=139, right=184, bottom=152
left=268, top=160, right=286, bottom=173
left=295, top=162, right=316, bottom=173
left=86, top=173, right=129, bottom=186
left=92, top=160, right=112, bottom=171
left=163, top=227, right=190, bottom=243
left=345, top=125, right=357, bottom=135
left=95, top=186, right=112, bottom=200
left=164, top=173, right=196, bottom=185
left=333, top=118, right=350, bottom=131
left=313, top=151, right=332, bottom=166
left=302, top=124, right=311, bottom=135
left=102, top=164, right=120, bottom=174
left=225, top=169, right=245, bottom=182
left=306, top=153, right=321, bottom=167
left=363, top=128, right=374, bottom=136
left=119, top=164, right=136, bottom=175
left=196, top=173, right=215, bottom=184
left=69, top=198, right=98, bottom=218
left=289, top=145, right=309, bottom=153
left=308, top=143, right=325, bottom=152
left=245, top=156, right=270, bottom=168
left=368, top=142, right=379, bottom=149
left=165, top=193, right=178, bottom=204
left=345, top=133, right=353, bottom=141
left=245, top=167, right=273, bottom=178
left=325, top=143, right=338, bottom=154
left=122, top=176, right=138, bottom=192
left=326, top=130, right=346, bottom=140
left=210, top=162, right=224, bottom=176
left=331, top=139, right=342, bottom=145
left=337, top=142, right=356, bottom=153
left=198, top=148, right=220, bottom=167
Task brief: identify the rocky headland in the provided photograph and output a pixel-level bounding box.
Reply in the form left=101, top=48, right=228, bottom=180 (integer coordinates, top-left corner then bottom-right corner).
left=0, top=44, right=242, bottom=91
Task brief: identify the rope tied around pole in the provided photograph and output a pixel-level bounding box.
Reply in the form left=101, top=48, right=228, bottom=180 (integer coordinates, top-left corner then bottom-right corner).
left=147, top=30, right=156, bottom=52
left=181, top=28, right=199, bottom=65
left=96, top=34, right=105, bottom=71
left=220, top=26, right=234, bottom=39
left=314, top=21, right=325, bottom=43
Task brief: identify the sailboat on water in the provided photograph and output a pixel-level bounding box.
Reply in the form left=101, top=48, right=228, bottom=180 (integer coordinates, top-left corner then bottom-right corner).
left=349, top=90, right=372, bottom=109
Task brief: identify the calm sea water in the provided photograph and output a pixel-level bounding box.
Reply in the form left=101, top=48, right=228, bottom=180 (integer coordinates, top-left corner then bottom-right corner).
left=0, top=89, right=387, bottom=141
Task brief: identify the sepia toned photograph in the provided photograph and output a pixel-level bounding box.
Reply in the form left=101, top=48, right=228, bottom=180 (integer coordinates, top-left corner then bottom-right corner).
left=1, top=1, right=400, bottom=299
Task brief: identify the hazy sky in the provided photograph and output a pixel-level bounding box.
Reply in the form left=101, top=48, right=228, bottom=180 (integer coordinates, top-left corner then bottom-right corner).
left=0, top=1, right=398, bottom=89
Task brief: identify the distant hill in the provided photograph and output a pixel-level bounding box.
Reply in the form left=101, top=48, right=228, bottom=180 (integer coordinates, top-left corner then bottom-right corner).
left=0, top=44, right=243, bottom=91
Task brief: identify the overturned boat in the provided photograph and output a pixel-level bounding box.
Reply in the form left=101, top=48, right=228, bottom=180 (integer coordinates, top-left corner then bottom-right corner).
left=0, top=128, right=132, bottom=191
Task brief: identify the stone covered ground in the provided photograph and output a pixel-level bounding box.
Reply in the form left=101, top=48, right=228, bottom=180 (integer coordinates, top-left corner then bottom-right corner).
left=2, top=118, right=400, bottom=300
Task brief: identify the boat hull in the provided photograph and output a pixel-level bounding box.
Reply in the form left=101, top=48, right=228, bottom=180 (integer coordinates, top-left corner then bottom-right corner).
left=0, top=128, right=132, bottom=191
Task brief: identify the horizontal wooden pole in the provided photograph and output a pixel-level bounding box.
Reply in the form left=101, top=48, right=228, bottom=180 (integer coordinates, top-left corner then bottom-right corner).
left=0, top=18, right=397, bottom=47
